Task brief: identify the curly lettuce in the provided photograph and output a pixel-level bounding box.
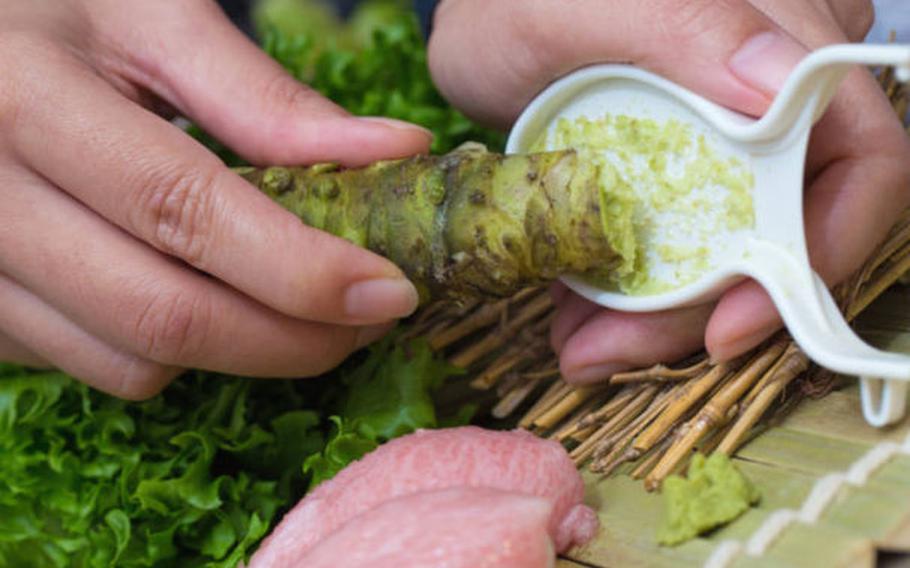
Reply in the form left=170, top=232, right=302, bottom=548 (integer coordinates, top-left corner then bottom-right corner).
left=0, top=337, right=461, bottom=566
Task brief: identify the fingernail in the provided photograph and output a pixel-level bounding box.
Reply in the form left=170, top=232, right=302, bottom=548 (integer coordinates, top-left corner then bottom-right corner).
left=566, top=361, right=629, bottom=385
left=357, top=116, right=434, bottom=139
left=345, top=277, right=419, bottom=322
left=729, top=31, right=808, bottom=96
left=355, top=323, right=395, bottom=349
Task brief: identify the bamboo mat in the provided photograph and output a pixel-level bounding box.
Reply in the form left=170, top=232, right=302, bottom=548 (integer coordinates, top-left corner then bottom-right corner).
left=559, top=284, right=910, bottom=568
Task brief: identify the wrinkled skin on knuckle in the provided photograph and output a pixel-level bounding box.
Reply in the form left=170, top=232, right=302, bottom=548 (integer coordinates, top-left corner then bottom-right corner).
left=133, top=160, right=221, bottom=267
left=129, top=287, right=211, bottom=366
left=649, top=0, right=724, bottom=42
left=259, top=72, right=339, bottom=121
left=650, top=0, right=763, bottom=54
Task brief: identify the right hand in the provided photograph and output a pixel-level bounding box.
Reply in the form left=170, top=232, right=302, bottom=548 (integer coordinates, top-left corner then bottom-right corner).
left=429, top=0, right=910, bottom=384
left=0, top=0, right=431, bottom=398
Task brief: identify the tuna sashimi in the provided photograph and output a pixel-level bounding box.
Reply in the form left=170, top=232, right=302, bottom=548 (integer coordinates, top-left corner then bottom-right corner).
left=249, top=426, right=598, bottom=567
left=299, top=488, right=556, bottom=568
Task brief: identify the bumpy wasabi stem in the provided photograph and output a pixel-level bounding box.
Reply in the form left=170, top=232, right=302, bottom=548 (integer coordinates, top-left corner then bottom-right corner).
left=237, top=144, right=628, bottom=301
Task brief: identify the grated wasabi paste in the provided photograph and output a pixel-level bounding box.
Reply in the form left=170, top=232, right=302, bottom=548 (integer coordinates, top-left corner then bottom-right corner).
left=535, top=113, right=756, bottom=295
left=657, top=453, right=760, bottom=546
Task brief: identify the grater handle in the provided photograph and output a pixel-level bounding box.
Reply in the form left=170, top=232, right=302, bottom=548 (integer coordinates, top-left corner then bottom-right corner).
left=716, top=44, right=910, bottom=143
left=743, top=240, right=910, bottom=426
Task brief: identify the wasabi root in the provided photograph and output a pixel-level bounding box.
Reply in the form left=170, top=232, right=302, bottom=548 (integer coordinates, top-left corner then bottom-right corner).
left=238, top=144, right=632, bottom=301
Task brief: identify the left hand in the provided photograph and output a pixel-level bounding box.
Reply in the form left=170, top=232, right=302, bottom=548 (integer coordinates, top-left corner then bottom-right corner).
left=429, top=0, right=910, bottom=384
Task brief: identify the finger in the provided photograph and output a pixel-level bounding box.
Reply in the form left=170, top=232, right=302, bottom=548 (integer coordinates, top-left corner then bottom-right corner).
left=557, top=303, right=714, bottom=385
left=548, top=281, right=572, bottom=309
left=742, top=0, right=880, bottom=177
left=85, top=0, right=432, bottom=166
left=747, top=0, right=874, bottom=44
left=3, top=45, right=418, bottom=326
left=549, top=293, right=603, bottom=354
left=430, top=0, right=810, bottom=128
left=0, top=273, right=178, bottom=399
left=824, top=0, right=875, bottom=42
left=0, top=168, right=393, bottom=378
left=0, top=328, right=50, bottom=369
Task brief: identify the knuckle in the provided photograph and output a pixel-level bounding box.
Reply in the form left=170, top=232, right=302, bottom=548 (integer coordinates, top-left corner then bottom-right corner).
left=649, top=0, right=745, bottom=48
left=130, top=288, right=211, bottom=364
left=653, top=0, right=717, bottom=38
left=134, top=162, right=220, bottom=266
left=0, top=32, right=62, bottom=129
left=259, top=72, right=323, bottom=114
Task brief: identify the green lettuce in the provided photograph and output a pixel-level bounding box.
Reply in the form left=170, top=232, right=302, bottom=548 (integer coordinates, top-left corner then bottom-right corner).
left=0, top=337, right=460, bottom=567
left=259, top=0, right=505, bottom=155
left=302, top=338, right=464, bottom=490
left=339, top=339, right=463, bottom=441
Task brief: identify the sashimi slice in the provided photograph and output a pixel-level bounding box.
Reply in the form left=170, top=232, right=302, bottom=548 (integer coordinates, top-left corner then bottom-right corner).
left=299, top=488, right=556, bottom=568
left=249, top=426, right=598, bottom=567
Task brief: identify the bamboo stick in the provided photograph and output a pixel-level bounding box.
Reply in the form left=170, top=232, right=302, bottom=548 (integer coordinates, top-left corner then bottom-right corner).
left=449, top=294, right=552, bottom=368
left=429, top=288, right=540, bottom=350
left=492, top=376, right=543, bottom=418
left=716, top=345, right=809, bottom=455
left=575, top=385, right=641, bottom=429
left=551, top=397, right=607, bottom=442
left=632, top=360, right=739, bottom=454
left=848, top=242, right=910, bottom=320
left=609, top=359, right=709, bottom=385
left=532, top=386, right=600, bottom=431
left=644, top=349, right=779, bottom=489
left=523, top=368, right=561, bottom=381
left=471, top=344, right=538, bottom=390
left=590, top=387, right=677, bottom=475
left=570, top=385, right=658, bottom=465
left=631, top=436, right=673, bottom=480
left=735, top=338, right=790, bottom=408
left=518, top=380, right=572, bottom=429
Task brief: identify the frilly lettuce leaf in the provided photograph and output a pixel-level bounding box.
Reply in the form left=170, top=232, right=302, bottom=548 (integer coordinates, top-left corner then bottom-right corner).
left=1, top=335, right=463, bottom=566
left=302, top=416, right=378, bottom=490
left=0, top=371, right=316, bottom=567
left=340, top=338, right=463, bottom=441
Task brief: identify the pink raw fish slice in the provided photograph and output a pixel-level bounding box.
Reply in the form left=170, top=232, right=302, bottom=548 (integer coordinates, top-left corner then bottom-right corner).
left=249, top=426, right=598, bottom=567
left=299, top=488, right=556, bottom=568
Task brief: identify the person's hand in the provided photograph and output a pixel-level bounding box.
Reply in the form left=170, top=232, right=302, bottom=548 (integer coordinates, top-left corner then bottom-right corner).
left=0, top=0, right=431, bottom=398
left=429, top=0, right=910, bottom=383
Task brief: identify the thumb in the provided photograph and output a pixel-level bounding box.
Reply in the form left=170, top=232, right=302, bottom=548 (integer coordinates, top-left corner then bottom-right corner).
left=97, top=0, right=431, bottom=166
left=430, top=0, right=808, bottom=127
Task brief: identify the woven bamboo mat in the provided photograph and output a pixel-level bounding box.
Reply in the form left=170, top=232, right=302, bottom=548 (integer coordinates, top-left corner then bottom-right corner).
left=558, top=284, right=910, bottom=568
